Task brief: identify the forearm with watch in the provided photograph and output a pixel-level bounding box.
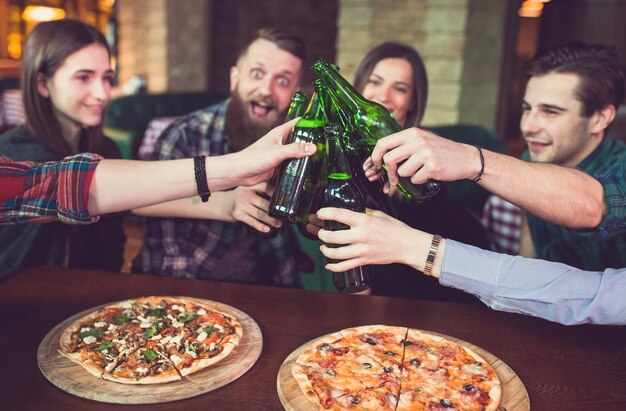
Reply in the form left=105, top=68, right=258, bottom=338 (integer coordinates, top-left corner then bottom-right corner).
left=405, top=230, right=446, bottom=279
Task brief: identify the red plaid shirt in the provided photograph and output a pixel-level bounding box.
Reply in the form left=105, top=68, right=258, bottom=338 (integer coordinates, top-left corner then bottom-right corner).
left=0, top=153, right=102, bottom=225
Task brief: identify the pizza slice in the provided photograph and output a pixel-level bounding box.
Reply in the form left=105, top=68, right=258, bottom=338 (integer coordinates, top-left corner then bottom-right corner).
left=292, top=329, right=406, bottom=409
left=397, top=329, right=501, bottom=411
left=105, top=342, right=182, bottom=384
left=292, top=362, right=358, bottom=408
left=145, top=298, right=243, bottom=377
left=58, top=302, right=147, bottom=378
left=296, top=331, right=398, bottom=382
left=339, top=325, right=408, bottom=376
left=333, top=381, right=400, bottom=410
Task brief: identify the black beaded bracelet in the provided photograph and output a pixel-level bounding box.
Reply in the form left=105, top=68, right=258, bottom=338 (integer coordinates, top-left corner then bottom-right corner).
left=472, top=145, right=485, bottom=183
left=194, top=155, right=211, bottom=202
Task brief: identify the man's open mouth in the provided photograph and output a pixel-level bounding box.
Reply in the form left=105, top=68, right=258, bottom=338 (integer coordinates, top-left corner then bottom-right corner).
left=528, top=141, right=550, bottom=152
left=250, top=101, right=273, bottom=118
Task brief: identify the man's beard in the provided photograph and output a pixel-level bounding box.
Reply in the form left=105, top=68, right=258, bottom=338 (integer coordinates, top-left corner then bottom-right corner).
left=225, top=92, right=284, bottom=153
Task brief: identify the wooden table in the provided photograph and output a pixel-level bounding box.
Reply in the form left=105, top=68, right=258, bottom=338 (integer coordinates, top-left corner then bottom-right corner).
left=1, top=266, right=624, bottom=410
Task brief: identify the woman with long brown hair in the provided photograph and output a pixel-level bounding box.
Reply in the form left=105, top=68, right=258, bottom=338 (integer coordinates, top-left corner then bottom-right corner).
left=348, top=42, right=489, bottom=301
left=0, top=19, right=124, bottom=278
left=353, top=41, right=428, bottom=128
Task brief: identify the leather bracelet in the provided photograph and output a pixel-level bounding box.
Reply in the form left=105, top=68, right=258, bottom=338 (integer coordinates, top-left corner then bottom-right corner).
left=472, top=145, right=485, bottom=183
left=194, top=155, right=211, bottom=202
left=423, top=234, right=442, bottom=276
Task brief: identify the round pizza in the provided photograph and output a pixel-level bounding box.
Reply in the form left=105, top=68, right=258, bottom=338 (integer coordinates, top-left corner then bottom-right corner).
left=58, top=296, right=243, bottom=384
left=292, top=325, right=501, bottom=410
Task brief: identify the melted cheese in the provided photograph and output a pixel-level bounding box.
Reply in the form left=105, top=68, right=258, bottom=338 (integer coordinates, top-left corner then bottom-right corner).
left=170, top=355, right=183, bottom=366
left=83, top=336, right=97, bottom=345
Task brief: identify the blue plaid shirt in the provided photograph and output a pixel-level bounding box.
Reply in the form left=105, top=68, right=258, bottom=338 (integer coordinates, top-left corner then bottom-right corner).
left=525, top=137, right=626, bottom=270
left=141, top=99, right=301, bottom=286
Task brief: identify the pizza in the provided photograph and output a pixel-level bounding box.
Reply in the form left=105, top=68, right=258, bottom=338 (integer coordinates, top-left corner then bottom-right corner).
left=292, top=325, right=500, bottom=410
left=58, top=296, right=243, bottom=384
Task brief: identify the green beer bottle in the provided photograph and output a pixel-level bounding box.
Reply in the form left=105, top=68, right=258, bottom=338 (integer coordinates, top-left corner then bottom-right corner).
left=268, top=87, right=327, bottom=223
left=319, top=73, right=397, bottom=217
left=285, top=91, right=309, bottom=121
left=313, top=59, right=441, bottom=202
left=294, top=81, right=328, bottom=231
left=295, top=81, right=334, bottom=229
left=322, top=124, right=374, bottom=293
left=252, top=92, right=310, bottom=238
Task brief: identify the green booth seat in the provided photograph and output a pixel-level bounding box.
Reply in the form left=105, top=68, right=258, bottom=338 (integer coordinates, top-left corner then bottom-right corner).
left=103, top=126, right=135, bottom=160
left=104, top=91, right=226, bottom=159
left=295, top=228, right=337, bottom=292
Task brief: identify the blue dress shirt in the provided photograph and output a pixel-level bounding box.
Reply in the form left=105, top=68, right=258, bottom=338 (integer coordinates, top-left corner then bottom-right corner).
left=440, top=240, right=626, bottom=325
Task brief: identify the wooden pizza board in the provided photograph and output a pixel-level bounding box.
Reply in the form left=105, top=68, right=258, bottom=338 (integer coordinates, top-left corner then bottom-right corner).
left=277, top=328, right=530, bottom=411
left=37, top=297, right=262, bottom=404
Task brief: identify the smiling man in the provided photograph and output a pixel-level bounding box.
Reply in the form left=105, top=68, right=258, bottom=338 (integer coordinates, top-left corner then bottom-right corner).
left=142, top=28, right=307, bottom=285
left=355, top=42, right=626, bottom=272
left=516, top=42, right=626, bottom=270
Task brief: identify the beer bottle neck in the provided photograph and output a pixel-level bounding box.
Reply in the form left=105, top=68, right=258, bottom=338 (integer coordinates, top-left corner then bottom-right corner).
left=313, top=60, right=365, bottom=116
left=284, top=92, right=308, bottom=121
left=299, top=92, right=325, bottom=126
left=326, top=132, right=352, bottom=179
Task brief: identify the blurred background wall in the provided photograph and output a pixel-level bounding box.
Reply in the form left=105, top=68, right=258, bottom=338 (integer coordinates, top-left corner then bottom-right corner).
left=2, top=0, right=626, bottom=151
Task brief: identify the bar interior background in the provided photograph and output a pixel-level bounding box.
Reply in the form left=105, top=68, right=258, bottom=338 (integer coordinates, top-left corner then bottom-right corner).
left=1, top=0, right=626, bottom=152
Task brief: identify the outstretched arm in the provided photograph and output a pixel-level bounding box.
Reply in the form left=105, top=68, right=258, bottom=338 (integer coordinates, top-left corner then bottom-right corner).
left=0, top=119, right=315, bottom=225
left=133, top=183, right=282, bottom=234
left=366, top=127, right=605, bottom=229
left=316, top=207, right=626, bottom=325
left=89, top=119, right=315, bottom=217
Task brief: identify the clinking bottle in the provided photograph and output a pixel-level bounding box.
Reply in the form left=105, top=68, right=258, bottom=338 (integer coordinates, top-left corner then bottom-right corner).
left=285, top=91, right=309, bottom=121
left=268, top=87, right=326, bottom=224
left=321, top=79, right=397, bottom=217
left=322, top=123, right=374, bottom=293
left=254, top=91, right=310, bottom=238
left=312, top=58, right=441, bottom=202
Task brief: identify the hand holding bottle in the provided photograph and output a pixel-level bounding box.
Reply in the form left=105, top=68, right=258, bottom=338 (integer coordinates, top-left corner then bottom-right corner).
left=229, top=119, right=317, bottom=189
left=366, top=127, right=484, bottom=186
left=317, top=207, right=437, bottom=274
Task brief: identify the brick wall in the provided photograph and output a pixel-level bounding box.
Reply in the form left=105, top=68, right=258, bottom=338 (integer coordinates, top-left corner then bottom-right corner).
left=116, top=0, right=504, bottom=130
left=118, top=0, right=337, bottom=95
left=458, top=0, right=506, bottom=129
left=166, top=0, right=209, bottom=92
left=336, top=0, right=505, bottom=130
left=117, top=0, right=208, bottom=92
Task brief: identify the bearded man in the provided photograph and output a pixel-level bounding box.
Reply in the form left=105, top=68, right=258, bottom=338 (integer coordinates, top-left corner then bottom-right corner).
left=141, top=28, right=306, bottom=285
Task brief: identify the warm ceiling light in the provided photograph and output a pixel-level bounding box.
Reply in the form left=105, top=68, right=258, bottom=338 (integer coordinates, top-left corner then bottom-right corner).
left=518, top=9, right=542, bottom=17
left=22, top=6, right=66, bottom=22
left=99, top=0, right=116, bottom=11
left=518, top=0, right=544, bottom=18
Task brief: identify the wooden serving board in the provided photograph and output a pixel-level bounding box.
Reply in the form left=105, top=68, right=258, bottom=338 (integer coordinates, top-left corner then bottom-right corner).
left=277, top=328, right=530, bottom=411
left=37, top=297, right=262, bottom=404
